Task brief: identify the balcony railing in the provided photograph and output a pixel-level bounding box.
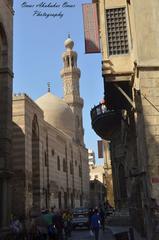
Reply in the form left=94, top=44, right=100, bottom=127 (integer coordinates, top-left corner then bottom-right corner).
left=90, top=104, right=121, bottom=140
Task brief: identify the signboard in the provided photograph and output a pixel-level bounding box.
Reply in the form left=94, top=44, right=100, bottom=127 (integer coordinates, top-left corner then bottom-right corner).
left=82, top=3, right=100, bottom=53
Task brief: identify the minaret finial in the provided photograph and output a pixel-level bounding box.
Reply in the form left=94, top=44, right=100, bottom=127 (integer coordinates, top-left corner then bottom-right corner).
left=47, top=82, right=51, bottom=92
left=64, top=35, right=74, bottom=50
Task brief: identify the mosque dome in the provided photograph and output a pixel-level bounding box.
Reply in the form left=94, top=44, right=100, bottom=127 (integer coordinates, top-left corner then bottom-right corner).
left=36, top=92, right=75, bottom=136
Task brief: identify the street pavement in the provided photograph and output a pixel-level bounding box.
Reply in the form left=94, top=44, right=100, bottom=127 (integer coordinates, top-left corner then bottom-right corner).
left=71, top=228, right=115, bottom=240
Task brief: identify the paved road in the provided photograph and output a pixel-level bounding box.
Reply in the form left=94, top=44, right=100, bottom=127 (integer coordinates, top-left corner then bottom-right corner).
left=71, top=228, right=115, bottom=240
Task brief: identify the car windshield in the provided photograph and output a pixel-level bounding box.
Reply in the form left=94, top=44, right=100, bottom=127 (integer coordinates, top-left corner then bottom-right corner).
left=73, top=208, right=88, bottom=214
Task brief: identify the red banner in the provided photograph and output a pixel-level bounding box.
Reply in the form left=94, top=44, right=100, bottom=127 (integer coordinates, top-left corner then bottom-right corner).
left=98, top=140, right=103, bottom=158
left=82, top=3, right=100, bottom=53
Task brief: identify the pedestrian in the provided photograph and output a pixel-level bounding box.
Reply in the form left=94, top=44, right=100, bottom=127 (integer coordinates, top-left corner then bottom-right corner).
left=90, top=209, right=101, bottom=240
left=63, top=209, right=72, bottom=239
left=54, top=210, right=64, bottom=240
left=99, top=208, right=105, bottom=231
left=41, top=209, right=56, bottom=240
left=10, top=215, right=23, bottom=240
left=88, top=208, right=94, bottom=230
left=36, top=209, right=49, bottom=240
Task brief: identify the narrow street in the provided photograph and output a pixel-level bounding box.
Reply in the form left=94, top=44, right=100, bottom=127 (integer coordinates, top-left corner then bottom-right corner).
left=71, top=228, right=115, bottom=240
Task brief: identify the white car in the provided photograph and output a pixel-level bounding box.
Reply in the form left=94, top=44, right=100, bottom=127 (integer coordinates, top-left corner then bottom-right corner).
left=71, top=208, right=89, bottom=229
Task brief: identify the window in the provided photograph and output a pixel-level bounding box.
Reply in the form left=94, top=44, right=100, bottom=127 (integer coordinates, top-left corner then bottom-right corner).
left=57, top=156, right=60, bottom=171
left=44, top=151, right=48, bottom=167
left=79, top=165, right=82, bottom=177
left=58, top=191, right=61, bottom=209
left=52, top=149, right=55, bottom=156
left=106, top=7, right=129, bottom=55
left=70, top=161, right=73, bottom=175
left=64, top=192, right=67, bottom=209
left=63, top=158, right=67, bottom=172
left=76, top=116, right=80, bottom=128
left=80, top=194, right=83, bottom=207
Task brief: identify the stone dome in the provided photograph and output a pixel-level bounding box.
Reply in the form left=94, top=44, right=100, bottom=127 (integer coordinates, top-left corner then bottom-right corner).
left=36, top=92, right=75, bottom=136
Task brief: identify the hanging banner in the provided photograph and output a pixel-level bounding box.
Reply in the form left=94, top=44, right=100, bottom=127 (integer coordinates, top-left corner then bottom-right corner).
left=98, top=140, right=103, bottom=158
left=82, top=3, right=100, bottom=53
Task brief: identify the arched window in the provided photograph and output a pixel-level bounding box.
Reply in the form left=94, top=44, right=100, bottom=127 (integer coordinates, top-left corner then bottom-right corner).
left=63, top=158, right=66, bottom=172
left=75, top=116, right=80, bottom=128
left=32, top=115, right=40, bottom=209
left=66, top=56, right=70, bottom=67
left=58, top=191, right=62, bottom=209
left=0, top=23, right=8, bottom=68
left=71, top=56, right=74, bottom=67
left=57, top=156, right=60, bottom=171
left=32, top=115, right=39, bottom=140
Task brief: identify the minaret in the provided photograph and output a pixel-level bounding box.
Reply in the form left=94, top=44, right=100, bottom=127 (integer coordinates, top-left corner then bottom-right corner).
left=60, top=36, right=84, bottom=145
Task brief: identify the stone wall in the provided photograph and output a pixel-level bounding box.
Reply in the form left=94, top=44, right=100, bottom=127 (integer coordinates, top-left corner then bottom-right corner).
left=0, top=1, right=14, bottom=228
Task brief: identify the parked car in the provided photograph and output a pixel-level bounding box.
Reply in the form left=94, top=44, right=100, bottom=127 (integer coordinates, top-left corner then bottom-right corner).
left=71, top=207, right=89, bottom=229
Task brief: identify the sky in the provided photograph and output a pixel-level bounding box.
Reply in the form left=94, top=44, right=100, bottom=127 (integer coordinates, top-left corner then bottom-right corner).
left=13, top=0, right=104, bottom=164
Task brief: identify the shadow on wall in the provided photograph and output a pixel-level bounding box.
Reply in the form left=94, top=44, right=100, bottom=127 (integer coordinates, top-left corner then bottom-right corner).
left=132, top=89, right=158, bottom=239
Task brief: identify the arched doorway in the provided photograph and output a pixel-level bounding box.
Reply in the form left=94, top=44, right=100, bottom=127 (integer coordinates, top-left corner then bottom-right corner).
left=0, top=22, right=8, bottom=68
left=32, top=115, right=40, bottom=210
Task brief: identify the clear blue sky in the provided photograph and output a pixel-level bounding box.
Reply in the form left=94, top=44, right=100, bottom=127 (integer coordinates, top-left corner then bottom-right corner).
left=13, top=0, right=104, bottom=164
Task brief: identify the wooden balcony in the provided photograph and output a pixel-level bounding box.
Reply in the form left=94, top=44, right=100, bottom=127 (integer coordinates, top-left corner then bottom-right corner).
left=101, top=60, right=133, bottom=110
left=104, top=81, right=133, bottom=110
left=90, top=104, right=121, bottom=140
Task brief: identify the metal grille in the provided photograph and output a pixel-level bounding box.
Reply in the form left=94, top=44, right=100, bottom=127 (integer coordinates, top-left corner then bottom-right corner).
left=106, top=8, right=129, bottom=56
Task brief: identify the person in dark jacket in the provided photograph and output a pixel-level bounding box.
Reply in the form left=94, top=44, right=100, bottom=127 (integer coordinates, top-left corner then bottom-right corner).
left=90, top=209, right=101, bottom=240
left=88, top=208, right=94, bottom=230
left=99, top=208, right=105, bottom=231
left=54, top=210, right=64, bottom=240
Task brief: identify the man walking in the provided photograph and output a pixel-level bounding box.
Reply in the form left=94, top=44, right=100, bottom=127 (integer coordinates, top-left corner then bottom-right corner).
left=90, top=209, right=101, bottom=240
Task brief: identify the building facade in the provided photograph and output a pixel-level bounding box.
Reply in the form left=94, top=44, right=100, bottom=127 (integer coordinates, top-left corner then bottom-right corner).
left=12, top=38, right=90, bottom=218
left=90, top=0, right=159, bottom=239
left=88, top=144, right=113, bottom=207
left=0, top=0, right=14, bottom=229
left=88, top=149, right=96, bottom=167
left=89, top=164, right=107, bottom=208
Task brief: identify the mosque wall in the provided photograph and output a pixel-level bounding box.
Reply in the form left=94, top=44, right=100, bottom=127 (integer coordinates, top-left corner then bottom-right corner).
left=12, top=93, right=89, bottom=217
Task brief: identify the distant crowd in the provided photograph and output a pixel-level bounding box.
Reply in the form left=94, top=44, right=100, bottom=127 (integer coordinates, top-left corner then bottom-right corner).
left=8, top=207, right=72, bottom=240
left=2, top=201, right=114, bottom=240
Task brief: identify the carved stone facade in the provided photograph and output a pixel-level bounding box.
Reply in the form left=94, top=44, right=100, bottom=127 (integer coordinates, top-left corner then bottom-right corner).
left=91, top=0, right=159, bottom=239
left=89, top=165, right=107, bottom=207
left=0, top=0, right=14, bottom=229
left=11, top=38, right=89, bottom=218
left=61, top=38, right=84, bottom=146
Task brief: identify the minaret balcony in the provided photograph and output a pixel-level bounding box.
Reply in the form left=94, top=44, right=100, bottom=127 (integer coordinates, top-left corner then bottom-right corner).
left=60, top=67, right=81, bottom=77
left=90, top=104, right=121, bottom=140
